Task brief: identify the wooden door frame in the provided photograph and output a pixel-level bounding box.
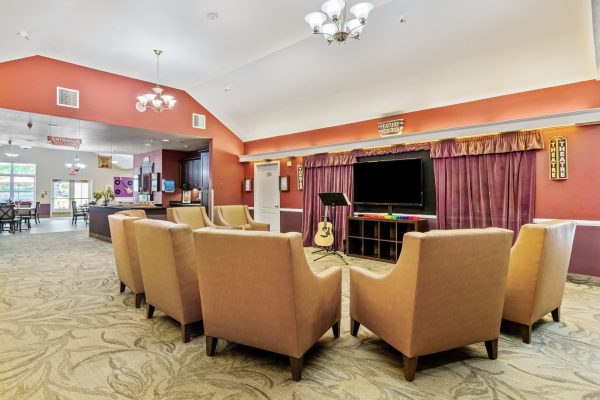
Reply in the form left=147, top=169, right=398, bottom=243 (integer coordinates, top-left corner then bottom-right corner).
left=253, top=161, right=280, bottom=230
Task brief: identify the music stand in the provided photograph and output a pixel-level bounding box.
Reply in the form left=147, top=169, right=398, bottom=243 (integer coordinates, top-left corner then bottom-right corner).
left=313, top=192, right=350, bottom=264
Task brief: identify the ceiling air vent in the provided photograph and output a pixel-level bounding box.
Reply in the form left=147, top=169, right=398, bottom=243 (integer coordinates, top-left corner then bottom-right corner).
left=192, top=113, right=206, bottom=129
left=56, top=87, right=79, bottom=108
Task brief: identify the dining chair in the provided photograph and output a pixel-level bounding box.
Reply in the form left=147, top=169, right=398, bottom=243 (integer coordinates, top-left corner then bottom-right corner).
left=71, top=201, right=88, bottom=225
left=0, top=205, right=19, bottom=234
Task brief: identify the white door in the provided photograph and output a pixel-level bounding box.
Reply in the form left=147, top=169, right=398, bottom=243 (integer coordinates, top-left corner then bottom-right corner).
left=254, top=163, right=280, bottom=232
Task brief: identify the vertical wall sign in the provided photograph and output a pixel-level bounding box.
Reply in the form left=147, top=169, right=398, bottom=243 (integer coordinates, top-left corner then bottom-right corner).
left=549, top=136, right=568, bottom=180
left=297, top=165, right=304, bottom=190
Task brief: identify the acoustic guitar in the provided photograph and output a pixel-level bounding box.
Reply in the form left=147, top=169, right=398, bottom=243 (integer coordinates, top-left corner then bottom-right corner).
left=314, top=207, right=334, bottom=247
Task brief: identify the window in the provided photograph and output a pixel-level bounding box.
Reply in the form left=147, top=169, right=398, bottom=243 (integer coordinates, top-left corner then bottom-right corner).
left=0, top=162, right=36, bottom=203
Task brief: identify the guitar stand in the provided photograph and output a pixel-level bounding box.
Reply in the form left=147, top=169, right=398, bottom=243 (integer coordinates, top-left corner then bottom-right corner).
left=313, top=246, right=348, bottom=265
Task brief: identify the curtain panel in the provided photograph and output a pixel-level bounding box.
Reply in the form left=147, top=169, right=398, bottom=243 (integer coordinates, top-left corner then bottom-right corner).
left=432, top=131, right=542, bottom=236
left=301, top=142, right=431, bottom=250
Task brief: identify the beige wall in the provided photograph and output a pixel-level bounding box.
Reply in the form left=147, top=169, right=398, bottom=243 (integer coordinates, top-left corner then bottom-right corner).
left=0, top=147, right=133, bottom=204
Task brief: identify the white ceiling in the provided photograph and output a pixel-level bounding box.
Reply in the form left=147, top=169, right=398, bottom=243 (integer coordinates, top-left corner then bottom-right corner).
left=0, top=108, right=210, bottom=164
left=0, top=0, right=596, bottom=141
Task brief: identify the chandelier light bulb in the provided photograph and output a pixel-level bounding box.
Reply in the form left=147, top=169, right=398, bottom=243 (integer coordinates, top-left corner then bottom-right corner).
left=350, top=2, right=373, bottom=21
left=321, top=0, right=345, bottom=21
left=322, top=23, right=337, bottom=38
left=345, top=18, right=363, bottom=37
left=305, top=12, right=327, bottom=32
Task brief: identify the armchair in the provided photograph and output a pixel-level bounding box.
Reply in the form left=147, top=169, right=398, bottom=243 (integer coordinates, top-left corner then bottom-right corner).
left=166, top=206, right=228, bottom=230
left=503, top=220, right=576, bottom=343
left=194, top=229, right=341, bottom=381
left=213, top=205, right=269, bottom=231
left=134, top=219, right=202, bottom=343
left=108, top=213, right=145, bottom=308
left=350, top=228, right=513, bottom=381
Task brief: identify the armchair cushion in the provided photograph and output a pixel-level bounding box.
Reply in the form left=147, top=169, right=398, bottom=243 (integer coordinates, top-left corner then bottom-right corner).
left=213, top=205, right=270, bottom=231
left=166, top=206, right=217, bottom=230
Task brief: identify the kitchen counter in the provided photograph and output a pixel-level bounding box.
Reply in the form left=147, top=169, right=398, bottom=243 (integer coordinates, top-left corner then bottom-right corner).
left=88, top=204, right=203, bottom=241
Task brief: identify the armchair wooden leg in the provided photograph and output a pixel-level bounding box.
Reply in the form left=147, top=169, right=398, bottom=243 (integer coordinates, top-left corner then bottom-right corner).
left=119, top=282, right=125, bottom=293
left=484, top=339, right=498, bottom=360
left=181, top=324, right=192, bottom=343
left=206, top=336, right=218, bottom=356
left=520, top=324, right=532, bottom=344
left=551, top=307, right=560, bottom=322
left=290, top=356, right=304, bottom=382
left=350, top=318, right=360, bottom=336
left=146, top=304, right=155, bottom=319
left=402, top=355, right=418, bottom=382
left=332, top=321, right=340, bottom=338
left=134, top=293, right=144, bottom=309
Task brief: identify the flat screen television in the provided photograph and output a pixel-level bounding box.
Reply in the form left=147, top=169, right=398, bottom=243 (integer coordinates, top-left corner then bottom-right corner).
left=353, top=158, right=423, bottom=206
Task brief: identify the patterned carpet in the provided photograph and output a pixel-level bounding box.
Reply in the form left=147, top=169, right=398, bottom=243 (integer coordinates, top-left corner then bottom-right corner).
left=0, top=231, right=599, bottom=400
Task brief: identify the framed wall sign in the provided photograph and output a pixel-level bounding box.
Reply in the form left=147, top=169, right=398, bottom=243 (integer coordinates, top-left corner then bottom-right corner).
left=98, top=155, right=112, bottom=169
left=243, top=178, right=252, bottom=192
left=279, top=175, right=290, bottom=192
left=182, top=190, right=192, bottom=204
left=297, top=165, right=304, bottom=191
left=378, top=119, right=404, bottom=137
left=549, top=136, right=568, bottom=180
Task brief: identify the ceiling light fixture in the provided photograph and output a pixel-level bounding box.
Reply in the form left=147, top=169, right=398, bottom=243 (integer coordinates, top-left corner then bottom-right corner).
left=136, top=50, right=176, bottom=113
left=4, top=140, right=19, bottom=158
left=305, top=0, right=373, bottom=44
left=19, top=145, right=32, bottom=150
left=65, top=121, right=86, bottom=173
left=162, top=139, right=170, bottom=142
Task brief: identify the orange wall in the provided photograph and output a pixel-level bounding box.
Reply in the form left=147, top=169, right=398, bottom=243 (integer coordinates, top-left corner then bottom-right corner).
left=244, top=80, right=600, bottom=155
left=241, top=157, right=304, bottom=209
left=537, top=126, right=600, bottom=220
left=0, top=56, right=244, bottom=205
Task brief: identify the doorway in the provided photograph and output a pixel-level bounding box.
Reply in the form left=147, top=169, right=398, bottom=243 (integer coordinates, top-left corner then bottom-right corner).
left=254, top=162, right=280, bottom=232
left=51, top=179, right=90, bottom=216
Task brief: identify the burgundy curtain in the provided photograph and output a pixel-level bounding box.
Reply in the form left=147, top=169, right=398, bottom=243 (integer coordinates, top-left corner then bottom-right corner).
left=431, top=131, right=542, bottom=235
left=301, top=144, right=430, bottom=250
left=302, top=155, right=354, bottom=251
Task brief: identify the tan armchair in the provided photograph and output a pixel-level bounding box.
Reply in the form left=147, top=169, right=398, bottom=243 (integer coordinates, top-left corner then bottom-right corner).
left=503, top=220, right=576, bottom=343
left=166, top=206, right=226, bottom=230
left=116, top=209, right=147, bottom=219
left=194, top=229, right=341, bottom=381
left=213, top=205, right=269, bottom=231
left=350, top=228, right=513, bottom=381
left=108, top=213, right=145, bottom=308
left=134, top=219, right=203, bottom=343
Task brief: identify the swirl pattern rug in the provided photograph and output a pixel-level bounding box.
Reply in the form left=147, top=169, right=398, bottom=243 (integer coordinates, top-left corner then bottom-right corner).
left=0, top=231, right=599, bottom=399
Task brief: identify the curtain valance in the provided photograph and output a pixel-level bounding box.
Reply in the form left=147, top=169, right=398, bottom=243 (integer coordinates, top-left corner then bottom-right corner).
left=430, top=131, right=544, bottom=159
left=302, top=142, right=432, bottom=168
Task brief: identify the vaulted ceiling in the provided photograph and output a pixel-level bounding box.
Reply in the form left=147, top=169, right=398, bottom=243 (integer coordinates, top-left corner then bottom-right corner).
left=0, top=0, right=596, bottom=141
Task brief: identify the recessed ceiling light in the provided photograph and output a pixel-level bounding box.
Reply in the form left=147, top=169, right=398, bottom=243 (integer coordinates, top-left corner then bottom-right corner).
left=183, top=145, right=189, bottom=148
left=225, top=86, right=231, bottom=93
left=48, top=123, right=58, bottom=127
left=144, top=143, right=152, bottom=147
left=19, top=145, right=32, bottom=149
left=17, top=31, right=30, bottom=40
left=112, top=160, right=119, bottom=164
left=162, top=139, right=170, bottom=142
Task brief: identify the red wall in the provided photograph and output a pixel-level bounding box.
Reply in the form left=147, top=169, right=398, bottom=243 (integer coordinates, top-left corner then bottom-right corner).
left=244, top=80, right=600, bottom=155
left=0, top=56, right=243, bottom=205
left=241, top=157, right=304, bottom=209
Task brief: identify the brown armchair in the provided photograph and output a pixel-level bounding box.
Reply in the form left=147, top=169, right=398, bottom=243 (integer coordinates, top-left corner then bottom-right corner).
left=134, top=219, right=202, bottom=343
left=194, top=229, right=341, bottom=381
left=350, top=228, right=513, bottom=381
left=213, top=205, right=269, bottom=231
left=166, top=206, right=228, bottom=230
left=108, top=213, right=145, bottom=308
left=503, top=220, right=576, bottom=343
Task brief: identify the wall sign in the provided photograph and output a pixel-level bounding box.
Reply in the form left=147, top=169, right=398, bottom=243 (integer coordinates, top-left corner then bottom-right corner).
left=47, top=136, right=82, bottom=148
left=114, top=177, right=134, bottom=197
left=378, top=119, right=404, bottom=137
left=549, top=136, right=568, bottom=180
left=297, top=165, right=304, bottom=191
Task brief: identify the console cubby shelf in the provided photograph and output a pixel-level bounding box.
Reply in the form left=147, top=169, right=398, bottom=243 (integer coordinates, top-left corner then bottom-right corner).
left=346, top=217, right=428, bottom=263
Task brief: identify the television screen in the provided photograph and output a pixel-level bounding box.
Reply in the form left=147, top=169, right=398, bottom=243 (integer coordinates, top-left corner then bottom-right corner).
left=353, top=158, right=423, bottom=206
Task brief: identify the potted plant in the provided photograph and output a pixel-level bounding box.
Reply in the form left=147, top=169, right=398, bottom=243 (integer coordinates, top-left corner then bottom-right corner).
left=92, top=190, right=104, bottom=205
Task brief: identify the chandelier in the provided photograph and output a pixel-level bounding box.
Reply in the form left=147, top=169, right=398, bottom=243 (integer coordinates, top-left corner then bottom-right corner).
left=135, top=50, right=176, bottom=113
left=305, top=0, right=373, bottom=44
left=4, top=140, right=19, bottom=158
left=65, top=156, right=86, bottom=173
